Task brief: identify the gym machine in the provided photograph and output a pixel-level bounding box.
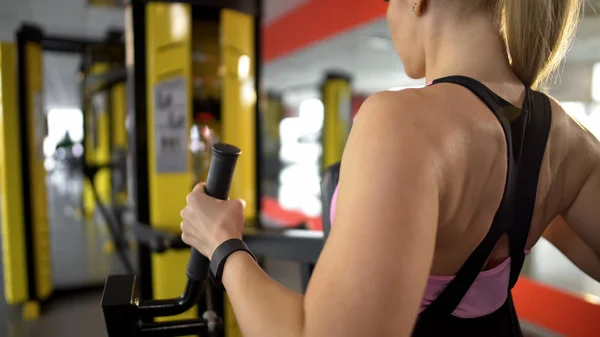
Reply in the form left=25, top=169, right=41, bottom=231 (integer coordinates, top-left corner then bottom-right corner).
left=78, top=37, right=133, bottom=275
left=0, top=28, right=48, bottom=321
left=0, top=23, right=126, bottom=320
left=102, top=143, right=239, bottom=337
left=96, top=1, right=263, bottom=336
left=259, top=91, right=284, bottom=206
left=319, top=72, right=351, bottom=240
left=100, top=67, right=352, bottom=336
left=98, top=0, right=352, bottom=333
left=321, top=73, right=352, bottom=170
left=48, top=28, right=132, bottom=281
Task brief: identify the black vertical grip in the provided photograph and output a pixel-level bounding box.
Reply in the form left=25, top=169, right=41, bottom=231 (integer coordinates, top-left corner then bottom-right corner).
left=186, top=143, right=242, bottom=282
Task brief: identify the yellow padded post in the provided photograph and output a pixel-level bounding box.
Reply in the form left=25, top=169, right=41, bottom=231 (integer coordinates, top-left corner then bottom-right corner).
left=110, top=82, right=128, bottom=204
left=220, top=8, right=257, bottom=224
left=220, top=8, right=257, bottom=337
left=321, top=74, right=352, bottom=170
left=145, top=2, right=196, bottom=322
left=22, top=301, right=40, bottom=321
left=23, top=40, right=53, bottom=301
left=0, top=42, right=29, bottom=305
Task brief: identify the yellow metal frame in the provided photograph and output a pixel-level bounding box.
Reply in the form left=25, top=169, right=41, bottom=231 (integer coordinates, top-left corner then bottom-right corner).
left=145, top=2, right=196, bottom=321
left=23, top=41, right=53, bottom=302
left=111, top=81, right=128, bottom=204
left=263, top=93, right=284, bottom=150
left=84, top=63, right=112, bottom=217
left=322, top=76, right=351, bottom=169
left=0, top=42, right=29, bottom=305
left=132, top=4, right=258, bottom=334
left=220, top=9, right=257, bottom=337
left=220, top=9, right=257, bottom=224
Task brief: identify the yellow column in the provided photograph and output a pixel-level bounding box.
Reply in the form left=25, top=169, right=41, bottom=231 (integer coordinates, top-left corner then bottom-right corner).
left=220, top=9, right=257, bottom=337
left=111, top=82, right=128, bottom=204
left=321, top=73, right=352, bottom=169
left=145, top=2, right=195, bottom=321
left=84, top=63, right=111, bottom=218
left=24, top=40, right=53, bottom=303
left=220, top=9, right=257, bottom=224
left=0, top=42, right=29, bottom=305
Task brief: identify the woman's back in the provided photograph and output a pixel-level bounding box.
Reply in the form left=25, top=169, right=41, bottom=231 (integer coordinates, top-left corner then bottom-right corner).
left=324, top=0, right=599, bottom=335
left=416, top=79, right=596, bottom=278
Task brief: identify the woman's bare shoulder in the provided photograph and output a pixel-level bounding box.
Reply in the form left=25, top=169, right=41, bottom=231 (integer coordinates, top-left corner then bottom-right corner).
left=349, top=88, right=473, bottom=198
left=354, top=88, right=460, bottom=142
left=546, top=95, right=600, bottom=210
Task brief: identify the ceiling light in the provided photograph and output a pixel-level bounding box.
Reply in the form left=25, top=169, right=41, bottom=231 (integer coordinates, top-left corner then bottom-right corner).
left=584, top=293, right=600, bottom=305
left=367, top=36, right=392, bottom=50
left=170, top=4, right=189, bottom=40
left=238, top=55, right=251, bottom=80
left=592, top=62, right=600, bottom=102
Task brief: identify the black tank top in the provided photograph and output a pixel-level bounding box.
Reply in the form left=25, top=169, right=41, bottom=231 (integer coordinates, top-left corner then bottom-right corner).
left=412, top=76, right=552, bottom=336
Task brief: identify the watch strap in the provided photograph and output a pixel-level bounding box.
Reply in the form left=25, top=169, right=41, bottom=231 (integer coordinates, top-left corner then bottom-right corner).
left=209, top=238, right=256, bottom=291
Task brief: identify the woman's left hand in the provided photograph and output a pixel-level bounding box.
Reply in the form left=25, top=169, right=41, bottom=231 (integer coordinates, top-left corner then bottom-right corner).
left=180, top=183, right=246, bottom=259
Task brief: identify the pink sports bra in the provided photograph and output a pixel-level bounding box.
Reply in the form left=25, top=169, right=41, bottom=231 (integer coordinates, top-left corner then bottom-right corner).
left=329, top=186, right=530, bottom=318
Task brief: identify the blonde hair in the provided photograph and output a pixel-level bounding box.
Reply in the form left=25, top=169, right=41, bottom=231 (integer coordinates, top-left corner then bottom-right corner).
left=470, top=0, right=582, bottom=89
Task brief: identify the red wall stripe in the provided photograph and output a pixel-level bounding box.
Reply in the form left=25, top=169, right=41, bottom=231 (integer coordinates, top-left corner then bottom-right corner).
left=263, top=0, right=388, bottom=62
left=513, top=277, right=600, bottom=337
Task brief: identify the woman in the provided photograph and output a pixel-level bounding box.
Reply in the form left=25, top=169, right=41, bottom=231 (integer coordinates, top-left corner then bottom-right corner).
left=180, top=0, right=600, bottom=336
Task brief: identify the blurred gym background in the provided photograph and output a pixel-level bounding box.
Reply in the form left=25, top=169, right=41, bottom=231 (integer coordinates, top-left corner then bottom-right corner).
left=0, top=1, right=599, bottom=336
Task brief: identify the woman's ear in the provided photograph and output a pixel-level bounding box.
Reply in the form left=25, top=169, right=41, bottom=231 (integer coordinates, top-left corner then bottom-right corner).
left=413, top=0, right=427, bottom=16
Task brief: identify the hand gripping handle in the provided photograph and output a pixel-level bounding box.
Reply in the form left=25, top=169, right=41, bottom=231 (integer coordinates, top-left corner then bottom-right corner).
left=186, top=143, right=242, bottom=281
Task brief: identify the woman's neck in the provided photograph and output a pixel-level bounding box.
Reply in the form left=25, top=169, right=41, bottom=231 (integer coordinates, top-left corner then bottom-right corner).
left=423, top=15, right=520, bottom=85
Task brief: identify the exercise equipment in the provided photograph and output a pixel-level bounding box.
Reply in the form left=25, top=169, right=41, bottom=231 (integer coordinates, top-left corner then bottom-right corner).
left=0, top=40, right=29, bottom=306
left=79, top=30, right=127, bottom=222
left=101, top=143, right=240, bottom=337
left=0, top=26, right=52, bottom=320
left=321, top=73, right=352, bottom=170
left=260, top=91, right=284, bottom=201
left=77, top=47, right=131, bottom=276
left=1, top=22, right=126, bottom=321
left=320, top=162, right=341, bottom=241
left=53, top=131, right=133, bottom=276
left=125, top=3, right=261, bottom=335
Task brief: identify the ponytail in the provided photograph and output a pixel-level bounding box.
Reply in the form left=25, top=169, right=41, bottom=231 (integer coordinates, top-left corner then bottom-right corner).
left=502, top=0, right=581, bottom=89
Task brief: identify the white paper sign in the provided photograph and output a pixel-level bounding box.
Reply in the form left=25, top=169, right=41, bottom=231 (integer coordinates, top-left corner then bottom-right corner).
left=154, top=77, right=188, bottom=173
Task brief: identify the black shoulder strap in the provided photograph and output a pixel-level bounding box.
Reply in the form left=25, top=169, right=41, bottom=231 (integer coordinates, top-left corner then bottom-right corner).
left=507, top=90, right=552, bottom=289
left=425, top=76, right=520, bottom=315
left=432, top=76, right=511, bottom=114
left=425, top=77, right=553, bottom=315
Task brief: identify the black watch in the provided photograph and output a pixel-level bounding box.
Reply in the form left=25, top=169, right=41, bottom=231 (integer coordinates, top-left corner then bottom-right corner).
left=209, top=238, right=256, bottom=291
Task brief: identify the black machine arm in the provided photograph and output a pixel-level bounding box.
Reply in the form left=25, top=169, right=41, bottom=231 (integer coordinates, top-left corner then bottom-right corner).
left=83, top=161, right=135, bottom=275
left=102, top=143, right=241, bottom=337
left=133, top=223, right=188, bottom=253
left=320, top=161, right=341, bottom=241
left=139, top=318, right=222, bottom=337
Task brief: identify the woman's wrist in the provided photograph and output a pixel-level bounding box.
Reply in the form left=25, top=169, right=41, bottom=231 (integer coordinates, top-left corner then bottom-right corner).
left=209, top=230, right=243, bottom=259
left=221, top=250, right=258, bottom=287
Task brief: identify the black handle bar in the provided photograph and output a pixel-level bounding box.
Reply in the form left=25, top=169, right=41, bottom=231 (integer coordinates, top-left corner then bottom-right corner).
left=138, top=143, right=241, bottom=318
left=187, top=143, right=241, bottom=280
